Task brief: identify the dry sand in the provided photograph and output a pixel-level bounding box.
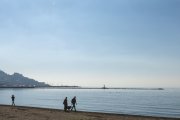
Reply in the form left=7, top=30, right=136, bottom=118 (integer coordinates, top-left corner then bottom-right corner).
left=0, top=105, right=178, bottom=120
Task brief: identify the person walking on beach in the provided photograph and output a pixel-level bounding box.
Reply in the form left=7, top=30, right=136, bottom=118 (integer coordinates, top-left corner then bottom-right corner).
left=63, top=97, right=68, bottom=112
left=71, top=96, right=77, bottom=111
left=11, top=95, right=15, bottom=106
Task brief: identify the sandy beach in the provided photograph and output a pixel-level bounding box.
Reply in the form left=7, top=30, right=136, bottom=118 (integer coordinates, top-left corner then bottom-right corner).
left=0, top=105, right=178, bottom=120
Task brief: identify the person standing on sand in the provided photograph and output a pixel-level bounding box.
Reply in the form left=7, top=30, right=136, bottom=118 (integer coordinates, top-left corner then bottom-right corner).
left=63, top=97, right=68, bottom=112
left=71, top=96, right=77, bottom=111
left=11, top=95, right=15, bottom=106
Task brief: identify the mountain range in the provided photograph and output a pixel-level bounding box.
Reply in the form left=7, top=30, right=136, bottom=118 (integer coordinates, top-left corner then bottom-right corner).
left=0, top=70, right=49, bottom=87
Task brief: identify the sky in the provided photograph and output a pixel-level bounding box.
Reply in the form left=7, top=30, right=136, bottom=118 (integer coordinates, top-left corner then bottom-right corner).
left=0, top=0, right=180, bottom=88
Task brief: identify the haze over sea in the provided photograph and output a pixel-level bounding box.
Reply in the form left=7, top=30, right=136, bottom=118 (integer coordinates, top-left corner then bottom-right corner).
left=0, top=88, right=180, bottom=118
left=1, top=0, right=180, bottom=88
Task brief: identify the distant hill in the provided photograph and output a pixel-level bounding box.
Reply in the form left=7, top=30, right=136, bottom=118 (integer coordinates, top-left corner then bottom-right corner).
left=0, top=70, right=49, bottom=87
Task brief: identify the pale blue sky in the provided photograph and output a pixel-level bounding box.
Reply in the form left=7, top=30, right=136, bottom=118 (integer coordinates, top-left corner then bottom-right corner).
left=0, top=0, right=180, bottom=87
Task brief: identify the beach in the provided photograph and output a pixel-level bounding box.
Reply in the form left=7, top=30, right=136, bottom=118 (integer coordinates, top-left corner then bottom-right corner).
left=0, top=105, right=178, bottom=120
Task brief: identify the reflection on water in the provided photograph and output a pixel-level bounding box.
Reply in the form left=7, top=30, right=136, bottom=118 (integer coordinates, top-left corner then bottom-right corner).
left=0, top=88, right=180, bottom=118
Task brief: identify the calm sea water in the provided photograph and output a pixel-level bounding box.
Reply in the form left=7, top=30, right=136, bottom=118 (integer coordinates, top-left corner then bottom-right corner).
left=0, top=88, right=180, bottom=118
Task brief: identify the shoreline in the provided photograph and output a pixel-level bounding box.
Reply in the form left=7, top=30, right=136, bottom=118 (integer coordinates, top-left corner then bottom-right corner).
left=0, top=87, right=164, bottom=90
left=0, top=105, right=179, bottom=120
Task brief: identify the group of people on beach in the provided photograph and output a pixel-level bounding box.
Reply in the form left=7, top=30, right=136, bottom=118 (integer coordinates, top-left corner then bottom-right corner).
left=63, top=96, right=77, bottom=112
left=11, top=95, right=77, bottom=112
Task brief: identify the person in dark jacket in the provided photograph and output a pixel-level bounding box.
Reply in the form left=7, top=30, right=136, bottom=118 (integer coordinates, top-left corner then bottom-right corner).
left=63, top=97, right=68, bottom=112
left=11, top=95, right=15, bottom=106
left=71, top=96, right=77, bottom=111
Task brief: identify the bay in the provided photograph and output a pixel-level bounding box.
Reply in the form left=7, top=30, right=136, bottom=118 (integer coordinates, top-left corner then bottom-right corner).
left=0, top=88, right=180, bottom=118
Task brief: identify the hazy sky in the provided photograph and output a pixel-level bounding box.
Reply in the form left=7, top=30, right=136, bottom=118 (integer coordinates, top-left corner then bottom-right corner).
left=0, top=0, right=180, bottom=88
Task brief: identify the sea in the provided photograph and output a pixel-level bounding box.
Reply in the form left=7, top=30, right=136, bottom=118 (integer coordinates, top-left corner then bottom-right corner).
left=0, top=88, right=180, bottom=118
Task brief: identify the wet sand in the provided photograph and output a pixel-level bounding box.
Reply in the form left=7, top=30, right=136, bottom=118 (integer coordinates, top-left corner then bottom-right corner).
left=0, top=105, right=178, bottom=120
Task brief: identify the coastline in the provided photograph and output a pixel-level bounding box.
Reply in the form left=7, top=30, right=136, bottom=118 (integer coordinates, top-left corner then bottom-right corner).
left=0, top=105, right=178, bottom=120
left=0, top=86, right=164, bottom=90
